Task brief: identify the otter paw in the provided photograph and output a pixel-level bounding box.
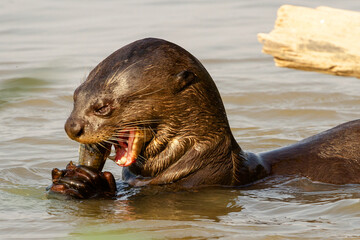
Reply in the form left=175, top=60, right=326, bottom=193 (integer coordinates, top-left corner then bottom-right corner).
left=48, top=161, right=117, bottom=199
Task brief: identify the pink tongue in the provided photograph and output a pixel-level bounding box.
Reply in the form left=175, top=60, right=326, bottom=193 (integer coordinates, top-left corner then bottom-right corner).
left=114, top=129, right=136, bottom=167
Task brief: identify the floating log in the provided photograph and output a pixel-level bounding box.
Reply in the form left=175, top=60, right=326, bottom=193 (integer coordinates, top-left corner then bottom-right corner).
left=258, top=5, right=360, bottom=78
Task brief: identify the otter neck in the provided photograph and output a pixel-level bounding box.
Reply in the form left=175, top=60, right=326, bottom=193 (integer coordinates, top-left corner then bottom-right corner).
left=147, top=133, right=238, bottom=186
left=127, top=123, right=270, bottom=187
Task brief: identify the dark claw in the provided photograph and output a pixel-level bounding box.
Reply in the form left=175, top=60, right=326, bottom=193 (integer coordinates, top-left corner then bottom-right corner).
left=102, top=171, right=117, bottom=194
left=65, top=161, right=77, bottom=171
left=51, top=168, right=64, bottom=182
left=47, top=162, right=117, bottom=199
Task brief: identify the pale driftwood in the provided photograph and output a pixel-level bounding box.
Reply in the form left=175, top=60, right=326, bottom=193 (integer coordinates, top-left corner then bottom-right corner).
left=258, top=5, right=360, bottom=78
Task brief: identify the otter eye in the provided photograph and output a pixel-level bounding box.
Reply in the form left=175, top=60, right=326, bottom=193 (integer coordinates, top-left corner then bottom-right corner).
left=94, top=104, right=111, bottom=116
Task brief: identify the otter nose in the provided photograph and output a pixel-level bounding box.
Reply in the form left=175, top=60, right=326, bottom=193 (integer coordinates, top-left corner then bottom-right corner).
left=64, top=117, right=85, bottom=141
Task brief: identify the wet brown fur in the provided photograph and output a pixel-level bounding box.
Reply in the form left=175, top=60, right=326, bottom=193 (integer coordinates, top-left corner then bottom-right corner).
left=64, top=38, right=360, bottom=187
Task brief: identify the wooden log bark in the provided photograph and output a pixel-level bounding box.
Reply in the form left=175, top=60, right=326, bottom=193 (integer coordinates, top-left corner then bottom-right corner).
left=258, top=5, right=360, bottom=78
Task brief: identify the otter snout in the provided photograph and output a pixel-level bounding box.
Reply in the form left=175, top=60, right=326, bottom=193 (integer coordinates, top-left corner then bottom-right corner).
left=64, top=117, right=85, bottom=141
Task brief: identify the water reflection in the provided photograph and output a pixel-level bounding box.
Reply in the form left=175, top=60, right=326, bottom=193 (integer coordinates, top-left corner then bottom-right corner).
left=44, top=177, right=360, bottom=239
left=46, top=183, right=243, bottom=222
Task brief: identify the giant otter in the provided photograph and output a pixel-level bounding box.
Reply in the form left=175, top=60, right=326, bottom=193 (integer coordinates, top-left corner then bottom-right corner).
left=49, top=38, right=360, bottom=199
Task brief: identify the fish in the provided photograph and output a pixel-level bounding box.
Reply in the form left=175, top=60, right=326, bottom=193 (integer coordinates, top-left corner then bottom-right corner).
left=78, top=143, right=111, bottom=171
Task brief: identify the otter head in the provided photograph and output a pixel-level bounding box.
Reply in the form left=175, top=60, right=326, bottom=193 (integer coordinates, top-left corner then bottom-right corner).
left=65, top=38, right=236, bottom=182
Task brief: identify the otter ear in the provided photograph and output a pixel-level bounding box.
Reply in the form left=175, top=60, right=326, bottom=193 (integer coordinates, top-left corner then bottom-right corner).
left=173, top=70, right=197, bottom=93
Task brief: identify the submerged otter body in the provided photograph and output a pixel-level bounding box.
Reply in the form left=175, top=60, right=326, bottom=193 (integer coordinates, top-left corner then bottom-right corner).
left=50, top=38, right=360, bottom=198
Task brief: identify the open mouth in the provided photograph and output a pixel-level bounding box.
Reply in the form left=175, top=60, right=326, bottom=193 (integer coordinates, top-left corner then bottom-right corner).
left=108, top=128, right=151, bottom=167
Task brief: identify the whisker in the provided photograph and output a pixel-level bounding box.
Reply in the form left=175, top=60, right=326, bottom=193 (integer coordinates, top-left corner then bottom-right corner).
left=137, top=87, right=165, bottom=98
left=113, top=129, right=150, bottom=134
left=126, top=81, right=165, bottom=99
left=90, top=143, right=99, bottom=152
left=115, top=126, right=152, bottom=130
left=149, top=126, right=156, bottom=137
left=97, top=142, right=111, bottom=150
left=104, top=67, right=122, bottom=87
left=120, top=119, right=161, bottom=125
left=103, top=139, right=115, bottom=145
left=136, top=155, right=147, bottom=166
left=105, top=60, right=144, bottom=87
left=130, top=98, right=164, bottom=102
left=127, top=84, right=152, bottom=98
left=113, top=122, right=160, bottom=131
left=108, top=137, right=128, bottom=143
left=97, top=142, right=104, bottom=149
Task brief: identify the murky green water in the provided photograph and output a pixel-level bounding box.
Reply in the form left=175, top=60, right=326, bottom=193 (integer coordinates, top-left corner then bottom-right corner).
left=1, top=0, right=360, bottom=239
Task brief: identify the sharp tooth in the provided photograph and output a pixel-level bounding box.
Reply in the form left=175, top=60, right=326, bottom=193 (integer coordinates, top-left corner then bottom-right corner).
left=117, top=157, right=127, bottom=166
left=108, top=155, right=115, bottom=160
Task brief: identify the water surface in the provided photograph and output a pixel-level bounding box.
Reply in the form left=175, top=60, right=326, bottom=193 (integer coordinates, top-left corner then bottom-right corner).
left=1, top=0, right=360, bottom=239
